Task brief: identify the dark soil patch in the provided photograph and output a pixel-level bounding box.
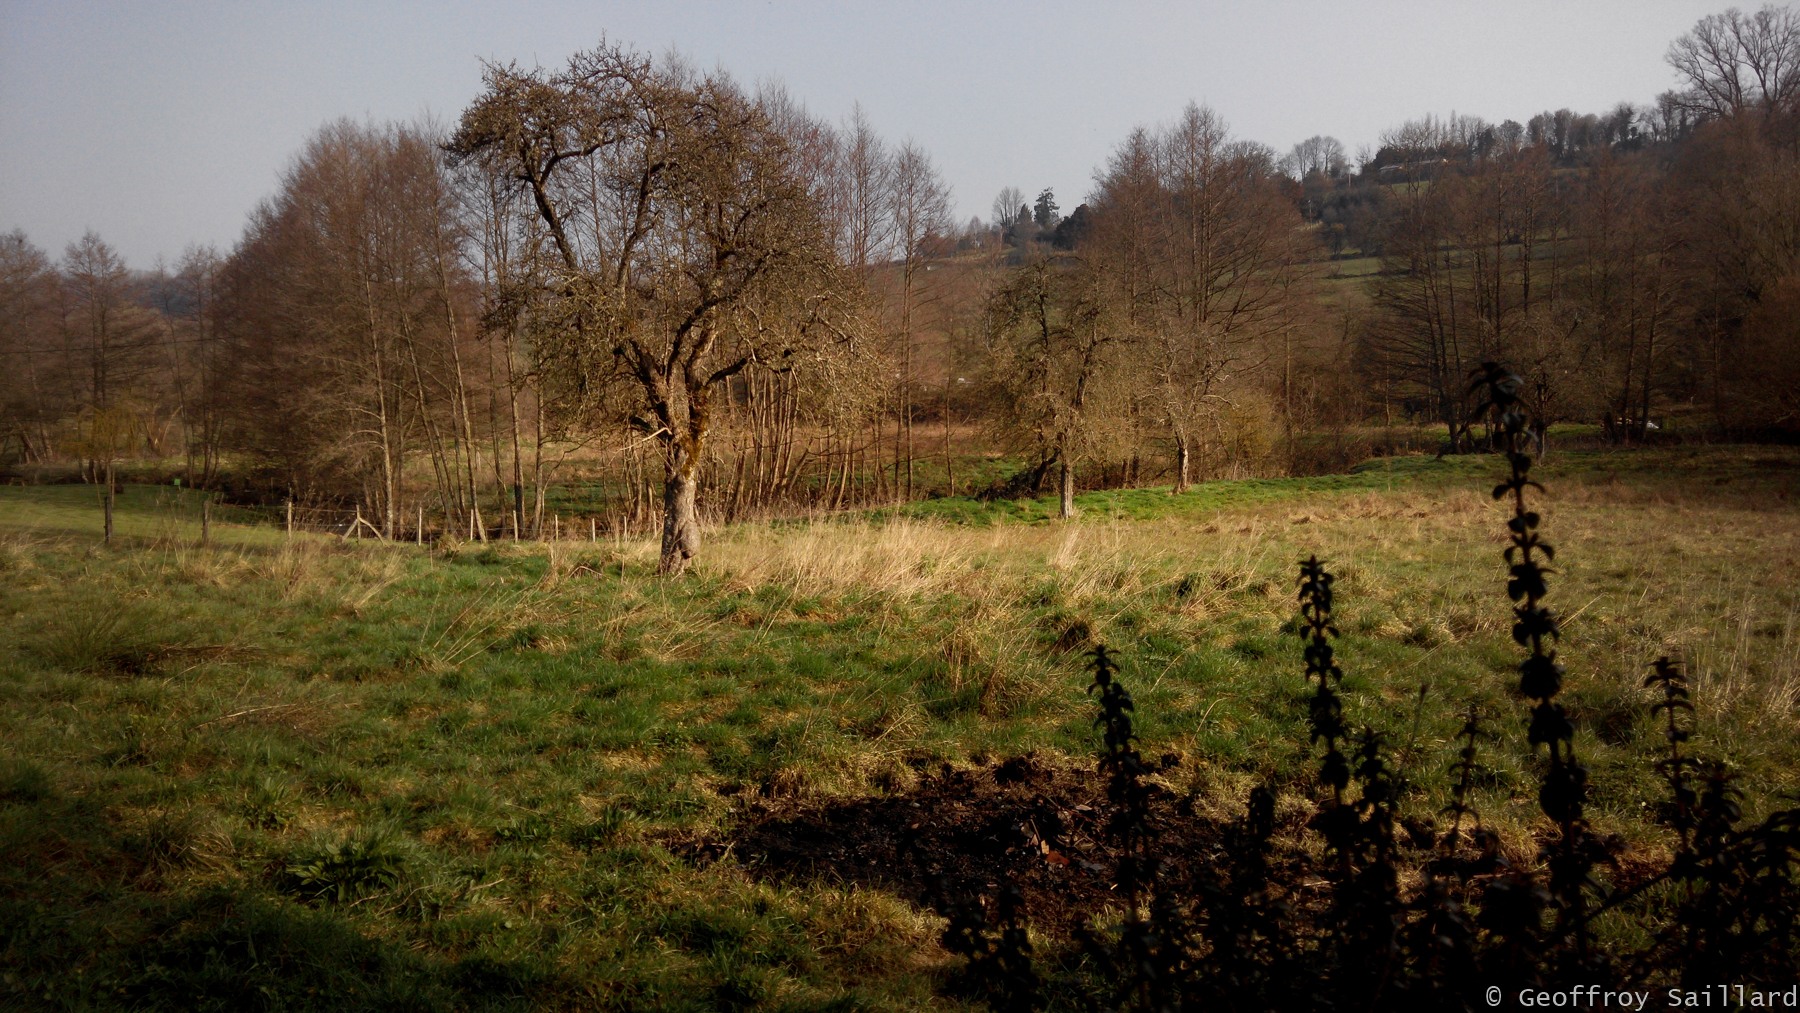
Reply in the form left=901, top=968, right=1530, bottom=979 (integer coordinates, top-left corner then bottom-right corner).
left=681, top=753, right=1248, bottom=933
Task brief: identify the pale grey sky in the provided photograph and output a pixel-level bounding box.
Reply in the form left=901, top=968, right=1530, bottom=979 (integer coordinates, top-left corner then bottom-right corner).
left=0, top=0, right=1736, bottom=270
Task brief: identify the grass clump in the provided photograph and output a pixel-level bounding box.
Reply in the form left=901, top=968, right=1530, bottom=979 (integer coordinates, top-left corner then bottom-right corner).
left=279, top=826, right=413, bottom=905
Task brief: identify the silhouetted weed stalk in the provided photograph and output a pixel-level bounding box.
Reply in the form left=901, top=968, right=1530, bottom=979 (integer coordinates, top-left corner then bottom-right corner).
left=948, top=363, right=1800, bottom=1010
left=1473, top=361, right=1611, bottom=970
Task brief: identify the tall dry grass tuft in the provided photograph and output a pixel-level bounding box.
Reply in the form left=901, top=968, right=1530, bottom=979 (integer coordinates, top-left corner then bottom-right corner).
left=340, top=550, right=410, bottom=616
left=413, top=582, right=569, bottom=670
left=255, top=540, right=334, bottom=602
left=704, top=518, right=985, bottom=601
left=703, top=516, right=1235, bottom=622
left=1687, top=593, right=1800, bottom=728
left=0, top=531, right=42, bottom=576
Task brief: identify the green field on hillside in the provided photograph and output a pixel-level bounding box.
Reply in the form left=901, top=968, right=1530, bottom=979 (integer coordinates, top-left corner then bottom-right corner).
left=3, top=446, right=1798, bottom=1009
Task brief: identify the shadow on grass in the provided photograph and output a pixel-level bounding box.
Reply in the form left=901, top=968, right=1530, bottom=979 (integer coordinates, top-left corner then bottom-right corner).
left=1, top=791, right=576, bottom=1013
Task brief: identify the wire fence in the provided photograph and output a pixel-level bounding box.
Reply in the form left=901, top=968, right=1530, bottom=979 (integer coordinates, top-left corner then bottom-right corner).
left=230, top=501, right=650, bottom=544
left=37, top=485, right=658, bottom=548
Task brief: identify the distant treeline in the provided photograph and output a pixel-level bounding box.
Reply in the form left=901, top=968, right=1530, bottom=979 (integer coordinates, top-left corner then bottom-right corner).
left=1, top=5, right=1795, bottom=571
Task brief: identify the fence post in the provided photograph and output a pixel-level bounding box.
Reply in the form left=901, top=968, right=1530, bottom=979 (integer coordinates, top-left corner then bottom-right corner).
left=103, top=461, right=114, bottom=546
left=590, top=517, right=596, bottom=542
left=202, top=497, right=211, bottom=547
left=555, top=513, right=561, bottom=541
left=417, top=504, right=424, bottom=546
left=286, top=499, right=293, bottom=540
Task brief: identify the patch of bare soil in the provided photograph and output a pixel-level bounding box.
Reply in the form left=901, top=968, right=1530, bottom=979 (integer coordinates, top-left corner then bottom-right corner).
left=681, top=754, right=1234, bottom=932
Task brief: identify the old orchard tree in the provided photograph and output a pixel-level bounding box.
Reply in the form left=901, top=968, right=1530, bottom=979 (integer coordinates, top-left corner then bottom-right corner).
left=447, top=44, right=842, bottom=574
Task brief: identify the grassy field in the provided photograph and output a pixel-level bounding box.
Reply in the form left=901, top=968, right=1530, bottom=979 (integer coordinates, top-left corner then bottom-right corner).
left=3, top=445, right=1798, bottom=1009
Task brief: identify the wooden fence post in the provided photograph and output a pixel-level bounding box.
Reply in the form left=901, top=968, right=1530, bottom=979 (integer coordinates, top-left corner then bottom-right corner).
left=417, top=504, right=424, bottom=546
left=286, top=499, right=293, bottom=540
left=202, top=497, right=211, bottom=547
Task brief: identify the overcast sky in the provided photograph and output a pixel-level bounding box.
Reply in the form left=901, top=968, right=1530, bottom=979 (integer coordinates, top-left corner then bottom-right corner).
left=0, top=0, right=1735, bottom=271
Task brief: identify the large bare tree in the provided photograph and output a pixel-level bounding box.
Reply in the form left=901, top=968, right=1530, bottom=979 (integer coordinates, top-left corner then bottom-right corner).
left=447, top=43, right=842, bottom=574
left=1667, top=4, right=1800, bottom=131
left=1088, top=104, right=1309, bottom=491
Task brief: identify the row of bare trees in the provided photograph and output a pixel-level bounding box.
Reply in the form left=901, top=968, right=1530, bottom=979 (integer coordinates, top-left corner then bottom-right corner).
left=2, top=5, right=1795, bottom=571
left=1356, top=3, right=1799, bottom=446
left=0, top=230, right=226, bottom=487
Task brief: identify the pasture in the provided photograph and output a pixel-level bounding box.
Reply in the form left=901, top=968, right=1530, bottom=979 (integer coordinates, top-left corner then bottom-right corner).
left=2, top=446, right=1797, bottom=1009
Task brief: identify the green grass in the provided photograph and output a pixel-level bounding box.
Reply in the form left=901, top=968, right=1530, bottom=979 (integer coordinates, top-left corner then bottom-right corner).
left=1322, top=255, right=1383, bottom=279
left=3, top=445, right=1799, bottom=1008
left=0, top=482, right=285, bottom=548
left=885, top=448, right=1602, bottom=525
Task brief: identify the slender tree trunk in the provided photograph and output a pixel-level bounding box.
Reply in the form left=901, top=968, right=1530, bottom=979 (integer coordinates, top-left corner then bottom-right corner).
left=364, top=279, right=397, bottom=539
left=161, top=312, right=192, bottom=485
left=1058, top=457, right=1077, bottom=519
left=439, top=259, right=485, bottom=541
left=943, top=375, right=955, bottom=498
left=891, top=394, right=902, bottom=504
left=398, top=319, right=456, bottom=523
left=505, top=332, right=526, bottom=536
left=902, top=329, right=914, bottom=501
left=1173, top=429, right=1192, bottom=494
left=870, top=416, right=887, bottom=501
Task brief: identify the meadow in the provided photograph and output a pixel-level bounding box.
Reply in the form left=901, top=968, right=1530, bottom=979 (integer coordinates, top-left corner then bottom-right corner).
left=2, top=445, right=1798, bottom=1010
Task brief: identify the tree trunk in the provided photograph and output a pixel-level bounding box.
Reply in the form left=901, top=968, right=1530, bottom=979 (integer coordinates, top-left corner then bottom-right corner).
left=1058, top=458, right=1077, bottom=519
left=660, top=441, right=701, bottom=575
left=1173, top=430, right=1192, bottom=494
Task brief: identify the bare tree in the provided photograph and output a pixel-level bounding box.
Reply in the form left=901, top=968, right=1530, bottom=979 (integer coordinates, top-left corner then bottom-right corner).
left=888, top=140, right=952, bottom=499
left=1667, top=4, right=1800, bottom=130
left=213, top=121, right=476, bottom=534
left=1282, top=135, right=1347, bottom=180
left=175, top=246, right=224, bottom=484
left=1665, top=84, right=1800, bottom=432
left=1567, top=149, right=1680, bottom=442
left=1147, top=105, right=1309, bottom=490
left=447, top=43, right=844, bottom=573
left=835, top=104, right=895, bottom=270
left=983, top=255, right=1125, bottom=518
left=991, top=186, right=1025, bottom=229
left=63, top=233, right=155, bottom=485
